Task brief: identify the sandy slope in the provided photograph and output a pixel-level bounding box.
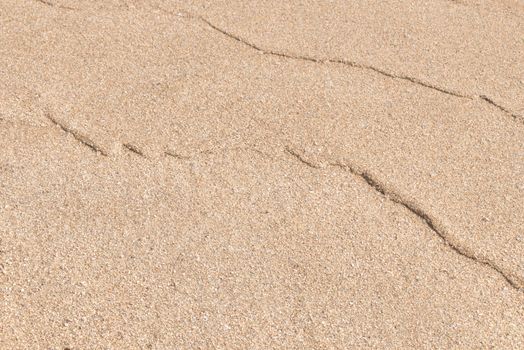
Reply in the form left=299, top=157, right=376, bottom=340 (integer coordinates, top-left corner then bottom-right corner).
left=1, top=0, right=523, bottom=348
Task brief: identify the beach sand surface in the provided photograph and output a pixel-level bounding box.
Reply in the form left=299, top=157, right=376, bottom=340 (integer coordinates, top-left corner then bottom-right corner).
left=1, top=0, right=523, bottom=348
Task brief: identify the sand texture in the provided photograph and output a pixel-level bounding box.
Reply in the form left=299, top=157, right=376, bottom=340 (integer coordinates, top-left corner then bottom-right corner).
left=1, top=0, right=524, bottom=349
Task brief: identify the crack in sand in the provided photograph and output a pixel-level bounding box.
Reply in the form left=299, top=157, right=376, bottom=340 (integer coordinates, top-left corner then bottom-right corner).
left=33, top=0, right=78, bottom=11
left=197, top=14, right=468, bottom=99
left=284, top=147, right=524, bottom=293
left=45, top=113, right=108, bottom=156
left=123, top=143, right=146, bottom=157
left=4, top=116, right=522, bottom=294
left=164, top=150, right=191, bottom=160
left=157, top=6, right=521, bottom=124
left=480, top=95, right=523, bottom=124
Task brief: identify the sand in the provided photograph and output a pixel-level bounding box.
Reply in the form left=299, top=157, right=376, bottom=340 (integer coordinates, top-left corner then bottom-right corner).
left=1, top=0, right=523, bottom=348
